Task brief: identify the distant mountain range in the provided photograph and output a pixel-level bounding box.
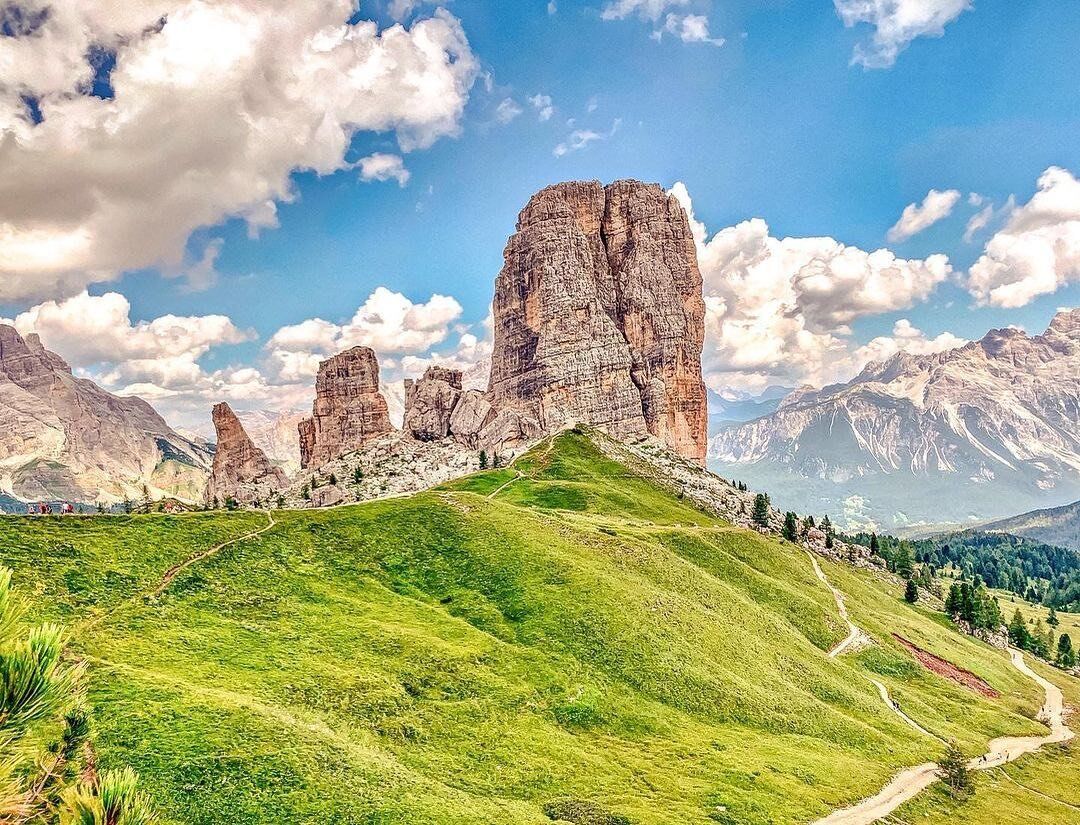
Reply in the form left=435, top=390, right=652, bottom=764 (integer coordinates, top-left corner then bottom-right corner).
left=707, top=386, right=791, bottom=436
left=709, top=309, right=1080, bottom=531
left=978, top=499, right=1080, bottom=554
left=0, top=325, right=212, bottom=509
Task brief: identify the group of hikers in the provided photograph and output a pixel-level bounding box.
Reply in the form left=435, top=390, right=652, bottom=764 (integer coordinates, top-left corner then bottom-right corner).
left=24, top=501, right=75, bottom=515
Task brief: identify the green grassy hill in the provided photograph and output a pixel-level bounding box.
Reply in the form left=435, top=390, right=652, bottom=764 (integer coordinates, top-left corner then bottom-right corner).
left=3, top=430, right=1075, bottom=824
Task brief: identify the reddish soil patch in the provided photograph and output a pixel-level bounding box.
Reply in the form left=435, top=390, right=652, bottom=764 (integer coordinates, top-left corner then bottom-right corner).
left=893, top=634, right=999, bottom=698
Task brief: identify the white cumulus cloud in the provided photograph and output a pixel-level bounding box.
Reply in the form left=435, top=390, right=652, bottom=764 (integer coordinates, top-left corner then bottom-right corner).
left=554, top=119, right=621, bottom=157
left=2, top=290, right=266, bottom=425
left=670, top=181, right=953, bottom=392
left=967, top=167, right=1080, bottom=307
left=852, top=319, right=968, bottom=366
left=528, top=94, right=555, bottom=122
left=835, top=0, right=972, bottom=68
left=494, top=97, right=524, bottom=124
left=601, top=0, right=689, bottom=21
left=266, top=286, right=465, bottom=382
left=963, top=202, right=996, bottom=243
left=0, top=1, right=479, bottom=301
left=358, top=153, right=411, bottom=187
left=653, top=14, right=725, bottom=46
left=887, top=188, right=961, bottom=242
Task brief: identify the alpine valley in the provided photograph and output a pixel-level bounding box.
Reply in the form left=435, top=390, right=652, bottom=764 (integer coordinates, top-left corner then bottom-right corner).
left=4, top=5, right=1080, bottom=822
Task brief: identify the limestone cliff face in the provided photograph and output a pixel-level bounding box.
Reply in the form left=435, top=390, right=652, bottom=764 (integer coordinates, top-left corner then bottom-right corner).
left=299, top=347, right=393, bottom=469
left=404, top=366, right=463, bottom=442
left=488, top=180, right=708, bottom=463
left=0, top=324, right=212, bottom=505
left=402, top=365, right=534, bottom=453
left=205, top=403, right=287, bottom=505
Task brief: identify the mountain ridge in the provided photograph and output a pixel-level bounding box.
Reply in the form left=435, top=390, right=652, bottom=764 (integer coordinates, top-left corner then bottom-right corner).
left=977, top=499, right=1080, bottom=553
left=709, top=309, right=1080, bottom=529
left=0, top=324, right=212, bottom=507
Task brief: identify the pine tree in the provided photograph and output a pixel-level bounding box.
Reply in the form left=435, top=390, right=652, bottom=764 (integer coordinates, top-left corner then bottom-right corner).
left=0, top=568, right=159, bottom=823
left=905, top=580, right=918, bottom=603
left=353, top=466, right=363, bottom=485
left=1057, top=633, right=1076, bottom=669
left=1048, top=607, right=1059, bottom=628
left=945, top=583, right=960, bottom=616
left=140, top=483, right=152, bottom=512
left=939, top=741, right=974, bottom=800
left=1030, top=619, right=1049, bottom=658
left=751, top=493, right=770, bottom=528
left=869, top=532, right=880, bottom=555
left=1008, top=609, right=1030, bottom=648
left=492, top=453, right=503, bottom=469
left=894, top=544, right=915, bottom=578
left=479, top=450, right=488, bottom=470
left=782, top=512, right=799, bottom=542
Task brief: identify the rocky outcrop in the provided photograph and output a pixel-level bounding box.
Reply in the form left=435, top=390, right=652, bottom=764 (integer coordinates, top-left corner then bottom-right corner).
left=299, top=347, right=394, bottom=469
left=205, top=403, right=287, bottom=506
left=402, top=365, right=542, bottom=455
left=487, top=180, right=708, bottom=463
left=404, top=366, right=463, bottom=442
left=448, top=390, right=493, bottom=449
left=0, top=324, right=212, bottom=506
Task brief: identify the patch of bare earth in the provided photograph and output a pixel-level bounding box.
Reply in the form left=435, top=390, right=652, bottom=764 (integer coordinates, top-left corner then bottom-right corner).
left=893, top=633, right=999, bottom=698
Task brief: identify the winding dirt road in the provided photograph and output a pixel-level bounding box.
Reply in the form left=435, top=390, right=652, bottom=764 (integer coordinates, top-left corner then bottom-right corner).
left=808, top=552, right=1075, bottom=825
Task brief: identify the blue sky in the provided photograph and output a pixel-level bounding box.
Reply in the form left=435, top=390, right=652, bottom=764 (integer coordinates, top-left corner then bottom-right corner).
left=2, top=0, right=1079, bottom=425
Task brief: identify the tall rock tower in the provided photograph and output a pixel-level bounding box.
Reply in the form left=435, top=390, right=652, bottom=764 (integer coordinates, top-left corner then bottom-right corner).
left=299, top=347, right=393, bottom=469
left=205, top=402, right=287, bottom=505
left=487, top=180, right=708, bottom=464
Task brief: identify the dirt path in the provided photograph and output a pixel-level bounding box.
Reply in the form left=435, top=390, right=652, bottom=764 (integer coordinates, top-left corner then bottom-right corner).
left=151, top=510, right=276, bottom=597
left=868, top=678, right=940, bottom=741
left=806, top=552, right=863, bottom=657
left=78, top=510, right=277, bottom=633
left=487, top=434, right=560, bottom=500
left=808, top=551, right=1075, bottom=825
left=995, top=764, right=1080, bottom=813
left=487, top=472, right=523, bottom=500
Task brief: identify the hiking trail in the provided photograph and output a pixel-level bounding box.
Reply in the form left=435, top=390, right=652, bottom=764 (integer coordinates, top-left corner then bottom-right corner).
left=807, top=552, right=1075, bottom=825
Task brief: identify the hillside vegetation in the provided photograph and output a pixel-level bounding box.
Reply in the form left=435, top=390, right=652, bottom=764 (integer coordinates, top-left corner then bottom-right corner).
left=981, top=499, right=1080, bottom=554
left=2, top=431, right=1073, bottom=824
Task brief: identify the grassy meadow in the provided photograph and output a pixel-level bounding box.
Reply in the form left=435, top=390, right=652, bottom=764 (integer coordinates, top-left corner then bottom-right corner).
left=4, top=431, right=1076, bottom=824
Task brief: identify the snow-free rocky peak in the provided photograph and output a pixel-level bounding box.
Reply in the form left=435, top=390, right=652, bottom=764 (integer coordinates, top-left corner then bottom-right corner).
left=0, top=324, right=212, bottom=506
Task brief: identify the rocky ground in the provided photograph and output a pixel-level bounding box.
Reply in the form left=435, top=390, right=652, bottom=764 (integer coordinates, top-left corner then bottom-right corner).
left=278, top=431, right=514, bottom=509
